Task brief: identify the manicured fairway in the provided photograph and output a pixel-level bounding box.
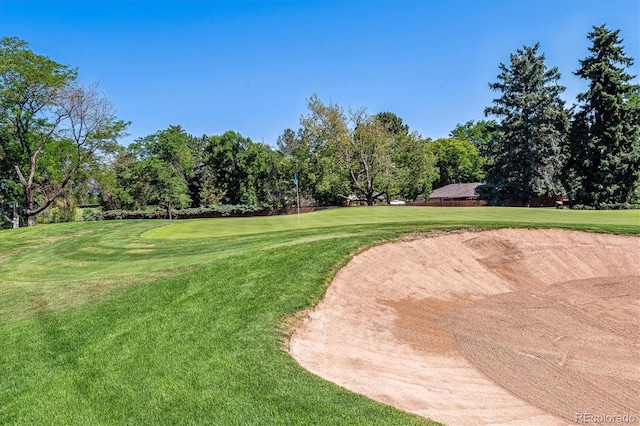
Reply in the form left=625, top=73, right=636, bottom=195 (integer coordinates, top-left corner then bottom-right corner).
left=0, top=207, right=638, bottom=425
left=145, top=206, right=640, bottom=238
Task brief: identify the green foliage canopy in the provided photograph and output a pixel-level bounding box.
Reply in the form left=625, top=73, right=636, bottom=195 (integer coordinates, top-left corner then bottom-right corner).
left=428, top=137, right=485, bottom=188
left=295, top=95, right=437, bottom=205
left=0, top=37, right=127, bottom=226
left=450, top=119, right=499, bottom=161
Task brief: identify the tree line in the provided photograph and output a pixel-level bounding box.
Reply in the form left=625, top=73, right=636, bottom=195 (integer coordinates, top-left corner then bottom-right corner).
left=46, top=102, right=483, bottom=219
left=1, top=24, right=638, bottom=228
left=479, top=25, right=639, bottom=208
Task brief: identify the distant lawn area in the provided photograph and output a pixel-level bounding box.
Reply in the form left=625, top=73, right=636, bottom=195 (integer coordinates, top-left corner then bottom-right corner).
left=145, top=206, right=640, bottom=238
left=0, top=206, right=638, bottom=425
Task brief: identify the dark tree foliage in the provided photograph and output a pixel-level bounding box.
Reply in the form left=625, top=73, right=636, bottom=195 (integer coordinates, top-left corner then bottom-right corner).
left=205, top=131, right=247, bottom=205
left=205, top=131, right=283, bottom=208
left=95, top=128, right=287, bottom=213
left=479, top=43, right=569, bottom=206
left=185, top=134, right=212, bottom=208
left=127, top=125, right=194, bottom=218
left=276, top=128, right=309, bottom=208
left=564, top=25, right=640, bottom=206
left=375, top=111, right=409, bottom=138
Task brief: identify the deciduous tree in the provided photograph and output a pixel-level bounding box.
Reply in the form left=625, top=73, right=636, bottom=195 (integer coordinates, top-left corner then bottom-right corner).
left=347, top=109, right=396, bottom=205
left=0, top=37, right=127, bottom=226
left=128, top=125, right=194, bottom=217
left=376, top=112, right=436, bottom=202
left=298, top=94, right=351, bottom=205
left=298, top=96, right=437, bottom=205
left=429, top=137, right=485, bottom=188
left=450, top=119, right=498, bottom=162
left=204, top=130, right=282, bottom=207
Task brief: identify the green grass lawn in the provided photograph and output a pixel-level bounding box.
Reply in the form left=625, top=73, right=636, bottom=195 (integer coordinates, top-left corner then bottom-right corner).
left=0, top=207, right=638, bottom=425
left=145, top=206, right=640, bottom=238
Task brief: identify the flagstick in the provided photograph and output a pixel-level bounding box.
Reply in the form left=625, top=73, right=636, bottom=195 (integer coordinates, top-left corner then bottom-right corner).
left=296, top=179, right=300, bottom=224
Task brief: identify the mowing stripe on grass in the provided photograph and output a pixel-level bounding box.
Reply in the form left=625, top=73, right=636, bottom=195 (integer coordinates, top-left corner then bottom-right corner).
left=0, top=207, right=638, bottom=424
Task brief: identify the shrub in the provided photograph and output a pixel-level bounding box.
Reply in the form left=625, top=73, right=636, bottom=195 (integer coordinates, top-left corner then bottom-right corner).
left=570, top=203, right=639, bottom=210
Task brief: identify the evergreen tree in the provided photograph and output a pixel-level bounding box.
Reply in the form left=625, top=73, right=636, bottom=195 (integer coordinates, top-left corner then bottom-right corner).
left=479, top=43, right=569, bottom=206
left=565, top=25, right=640, bottom=206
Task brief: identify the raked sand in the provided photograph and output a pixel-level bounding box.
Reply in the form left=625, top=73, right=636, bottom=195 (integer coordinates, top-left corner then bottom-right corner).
left=288, top=229, right=640, bottom=426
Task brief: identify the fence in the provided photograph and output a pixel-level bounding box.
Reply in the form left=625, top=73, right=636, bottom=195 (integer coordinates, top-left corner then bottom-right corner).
left=413, top=199, right=487, bottom=207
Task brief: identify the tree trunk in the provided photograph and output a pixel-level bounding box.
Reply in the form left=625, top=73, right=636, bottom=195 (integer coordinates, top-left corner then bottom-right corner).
left=1, top=205, right=19, bottom=228
left=12, top=204, right=19, bottom=228
left=24, top=189, right=36, bottom=226
left=366, top=193, right=375, bottom=206
left=26, top=212, right=36, bottom=226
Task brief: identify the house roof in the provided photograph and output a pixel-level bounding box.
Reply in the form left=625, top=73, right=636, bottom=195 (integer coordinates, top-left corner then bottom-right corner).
left=429, top=182, right=483, bottom=199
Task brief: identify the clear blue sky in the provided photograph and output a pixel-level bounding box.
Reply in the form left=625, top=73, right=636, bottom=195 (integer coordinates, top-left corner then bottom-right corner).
left=2, top=0, right=638, bottom=146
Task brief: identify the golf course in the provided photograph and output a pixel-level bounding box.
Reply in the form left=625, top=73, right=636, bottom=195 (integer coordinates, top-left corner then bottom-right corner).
left=1, top=206, right=638, bottom=425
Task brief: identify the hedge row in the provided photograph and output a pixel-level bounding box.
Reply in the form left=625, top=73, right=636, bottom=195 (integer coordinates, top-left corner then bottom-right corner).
left=570, top=202, right=640, bottom=210
left=82, top=205, right=263, bottom=221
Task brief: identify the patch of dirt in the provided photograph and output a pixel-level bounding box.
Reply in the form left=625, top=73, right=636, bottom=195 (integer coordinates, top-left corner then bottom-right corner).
left=125, top=243, right=156, bottom=248
left=81, top=247, right=116, bottom=254
left=288, top=229, right=640, bottom=425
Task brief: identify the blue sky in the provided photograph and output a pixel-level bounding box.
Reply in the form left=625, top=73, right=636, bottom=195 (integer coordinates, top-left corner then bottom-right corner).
left=2, top=0, right=639, bottom=146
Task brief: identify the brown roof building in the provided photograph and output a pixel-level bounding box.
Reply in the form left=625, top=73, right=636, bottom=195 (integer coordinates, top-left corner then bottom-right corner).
left=416, top=182, right=485, bottom=206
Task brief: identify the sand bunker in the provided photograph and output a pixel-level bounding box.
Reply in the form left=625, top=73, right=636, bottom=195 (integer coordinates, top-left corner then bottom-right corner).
left=288, top=229, right=640, bottom=425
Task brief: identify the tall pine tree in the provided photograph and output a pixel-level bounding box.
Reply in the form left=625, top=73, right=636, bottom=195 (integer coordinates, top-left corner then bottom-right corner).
left=565, top=25, right=640, bottom=206
left=479, top=43, right=569, bottom=206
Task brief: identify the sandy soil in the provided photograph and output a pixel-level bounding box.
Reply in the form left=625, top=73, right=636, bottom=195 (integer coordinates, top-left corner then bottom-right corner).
left=288, top=229, right=640, bottom=426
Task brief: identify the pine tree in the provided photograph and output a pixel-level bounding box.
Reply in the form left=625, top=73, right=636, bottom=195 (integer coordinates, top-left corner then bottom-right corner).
left=479, top=43, right=569, bottom=206
left=566, top=25, right=640, bottom=206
